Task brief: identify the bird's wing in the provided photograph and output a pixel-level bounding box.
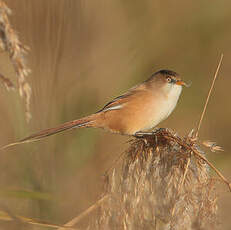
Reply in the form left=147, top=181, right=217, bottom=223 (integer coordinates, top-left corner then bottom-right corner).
left=96, top=83, right=146, bottom=113
left=97, top=92, right=132, bottom=113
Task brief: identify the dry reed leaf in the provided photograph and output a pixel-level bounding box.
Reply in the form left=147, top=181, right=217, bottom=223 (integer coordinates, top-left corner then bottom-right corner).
left=0, top=0, right=32, bottom=122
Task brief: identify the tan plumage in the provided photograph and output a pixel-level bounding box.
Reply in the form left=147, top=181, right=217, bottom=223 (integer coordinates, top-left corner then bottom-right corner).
left=2, top=69, right=187, bottom=149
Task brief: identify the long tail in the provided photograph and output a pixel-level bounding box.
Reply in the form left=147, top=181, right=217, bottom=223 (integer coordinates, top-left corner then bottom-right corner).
left=1, top=114, right=98, bottom=150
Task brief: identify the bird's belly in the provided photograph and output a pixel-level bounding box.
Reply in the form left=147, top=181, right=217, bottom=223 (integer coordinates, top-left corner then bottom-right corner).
left=147, top=101, right=175, bottom=128
left=139, top=92, right=180, bottom=131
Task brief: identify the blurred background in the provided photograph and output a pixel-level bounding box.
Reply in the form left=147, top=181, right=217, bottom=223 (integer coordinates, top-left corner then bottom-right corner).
left=0, top=0, right=230, bottom=229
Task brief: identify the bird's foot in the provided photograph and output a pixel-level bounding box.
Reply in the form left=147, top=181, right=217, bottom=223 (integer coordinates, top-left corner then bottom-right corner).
left=153, top=128, right=166, bottom=134
left=134, top=128, right=168, bottom=138
left=134, top=131, right=154, bottom=138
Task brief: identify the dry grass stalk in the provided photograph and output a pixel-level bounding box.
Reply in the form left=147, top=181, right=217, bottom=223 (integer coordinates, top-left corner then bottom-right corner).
left=0, top=209, right=79, bottom=229
left=165, top=134, right=231, bottom=191
left=57, top=195, right=110, bottom=230
left=195, top=54, right=223, bottom=138
left=86, top=129, right=218, bottom=230
left=0, top=0, right=32, bottom=122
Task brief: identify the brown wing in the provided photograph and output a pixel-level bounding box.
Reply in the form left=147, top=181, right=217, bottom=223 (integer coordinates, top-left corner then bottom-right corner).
left=97, top=92, right=132, bottom=113
left=96, top=82, right=147, bottom=113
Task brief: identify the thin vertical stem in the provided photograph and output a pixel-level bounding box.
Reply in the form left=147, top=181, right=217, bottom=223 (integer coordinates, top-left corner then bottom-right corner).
left=195, top=54, right=223, bottom=138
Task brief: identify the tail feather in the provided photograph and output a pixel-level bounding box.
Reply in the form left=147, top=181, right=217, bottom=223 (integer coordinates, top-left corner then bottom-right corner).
left=21, top=115, right=95, bottom=142
left=1, top=115, right=97, bottom=150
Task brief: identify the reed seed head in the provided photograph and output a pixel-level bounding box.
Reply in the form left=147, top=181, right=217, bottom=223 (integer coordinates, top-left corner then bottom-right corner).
left=90, top=129, right=218, bottom=230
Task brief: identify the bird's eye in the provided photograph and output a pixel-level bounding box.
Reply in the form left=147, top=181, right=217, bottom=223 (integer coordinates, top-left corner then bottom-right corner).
left=166, top=77, right=172, bottom=83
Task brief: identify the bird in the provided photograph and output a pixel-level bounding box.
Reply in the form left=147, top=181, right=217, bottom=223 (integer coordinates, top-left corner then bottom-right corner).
left=3, top=69, right=187, bottom=148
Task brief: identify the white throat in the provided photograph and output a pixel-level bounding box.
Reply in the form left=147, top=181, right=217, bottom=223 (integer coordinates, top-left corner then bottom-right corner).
left=163, top=84, right=182, bottom=119
left=146, top=84, right=182, bottom=130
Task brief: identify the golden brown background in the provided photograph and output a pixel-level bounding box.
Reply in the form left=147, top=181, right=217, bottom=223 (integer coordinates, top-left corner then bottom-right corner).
left=0, top=0, right=230, bottom=229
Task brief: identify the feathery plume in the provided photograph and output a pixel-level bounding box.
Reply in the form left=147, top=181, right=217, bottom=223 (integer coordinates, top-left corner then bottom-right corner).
left=0, top=0, right=32, bottom=122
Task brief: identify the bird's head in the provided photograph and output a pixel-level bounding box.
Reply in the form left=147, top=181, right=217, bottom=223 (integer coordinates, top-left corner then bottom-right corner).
left=147, top=69, right=190, bottom=89
left=156, top=69, right=187, bottom=87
